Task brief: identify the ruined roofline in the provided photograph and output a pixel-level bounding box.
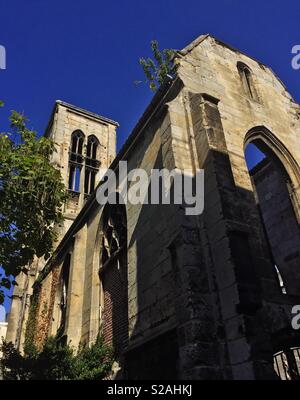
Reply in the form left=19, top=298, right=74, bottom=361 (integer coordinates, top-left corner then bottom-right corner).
left=178, top=33, right=293, bottom=101
left=44, top=100, right=119, bottom=138
left=56, top=100, right=119, bottom=127
left=178, top=33, right=268, bottom=68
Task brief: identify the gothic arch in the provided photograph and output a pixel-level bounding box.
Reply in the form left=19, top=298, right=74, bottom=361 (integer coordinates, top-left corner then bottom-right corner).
left=50, top=253, right=71, bottom=342
left=71, top=129, right=85, bottom=155
left=244, top=125, right=300, bottom=222
left=69, top=130, right=85, bottom=192
left=84, top=135, right=100, bottom=195
left=93, top=195, right=128, bottom=276
left=237, top=62, right=258, bottom=100
left=244, top=126, right=300, bottom=296
left=97, top=196, right=128, bottom=357
left=86, top=135, right=100, bottom=159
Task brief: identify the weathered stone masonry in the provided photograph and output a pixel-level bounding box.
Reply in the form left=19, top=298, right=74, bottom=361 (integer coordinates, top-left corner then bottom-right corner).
left=6, top=34, right=300, bottom=379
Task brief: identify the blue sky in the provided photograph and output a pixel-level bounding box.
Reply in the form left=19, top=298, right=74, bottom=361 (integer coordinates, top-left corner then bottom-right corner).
left=0, top=305, right=5, bottom=322
left=1, top=0, right=300, bottom=312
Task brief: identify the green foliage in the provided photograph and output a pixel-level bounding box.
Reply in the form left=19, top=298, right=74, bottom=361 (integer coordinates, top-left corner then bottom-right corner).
left=72, top=335, right=114, bottom=380
left=0, top=106, right=68, bottom=302
left=0, top=341, right=32, bottom=380
left=139, top=40, right=176, bottom=92
left=27, top=337, right=75, bottom=380
left=0, top=334, right=114, bottom=380
left=23, top=289, right=40, bottom=356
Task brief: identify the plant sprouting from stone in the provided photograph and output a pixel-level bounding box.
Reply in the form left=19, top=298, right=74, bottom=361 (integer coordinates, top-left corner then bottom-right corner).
left=139, top=40, right=176, bottom=92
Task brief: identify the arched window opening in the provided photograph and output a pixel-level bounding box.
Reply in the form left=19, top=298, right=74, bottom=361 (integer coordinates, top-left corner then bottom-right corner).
left=68, top=130, right=84, bottom=193
left=57, top=254, right=71, bottom=338
left=237, top=62, right=256, bottom=100
left=99, top=201, right=128, bottom=357
left=245, top=139, right=300, bottom=296
left=84, top=168, right=96, bottom=195
left=70, top=130, right=84, bottom=162
left=84, top=135, right=100, bottom=195
left=86, top=135, right=99, bottom=164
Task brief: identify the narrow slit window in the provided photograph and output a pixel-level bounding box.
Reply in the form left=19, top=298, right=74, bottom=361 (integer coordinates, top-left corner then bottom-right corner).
left=244, top=68, right=254, bottom=98
left=237, top=62, right=257, bottom=100
left=84, top=169, right=96, bottom=194
left=68, top=130, right=84, bottom=192
left=74, top=166, right=81, bottom=192
left=69, top=165, right=81, bottom=192
left=85, top=135, right=100, bottom=195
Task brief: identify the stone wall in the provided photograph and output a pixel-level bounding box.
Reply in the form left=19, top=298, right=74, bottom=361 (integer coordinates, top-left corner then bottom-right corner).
left=13, top=35, right=300, bottom=379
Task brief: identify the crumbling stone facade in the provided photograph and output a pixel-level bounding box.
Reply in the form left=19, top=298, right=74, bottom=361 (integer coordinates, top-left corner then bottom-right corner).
left=6, top=34, right=300, bottom=379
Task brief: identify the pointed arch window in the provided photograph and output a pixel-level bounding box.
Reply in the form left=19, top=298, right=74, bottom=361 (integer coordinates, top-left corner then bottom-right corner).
left=70, top=130, right=84, bottom=162
left=68, top=130, right=84, bottom=192
left=101, top=205, right=127, bottom=267
left=245, top=127, right=300, bottom=297
left=237, top=62, right=257, bottom=100
left=86, top=135, right=99, bottom=164
left=84, top=135, right=100, bottom=195
left=99, top=202, right=128, bottom=355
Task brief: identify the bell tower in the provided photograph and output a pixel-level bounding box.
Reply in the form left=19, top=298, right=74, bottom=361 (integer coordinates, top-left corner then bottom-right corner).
left=6, top=100, right=118, bottom=351
left=46, top=100, right=118, bottom=235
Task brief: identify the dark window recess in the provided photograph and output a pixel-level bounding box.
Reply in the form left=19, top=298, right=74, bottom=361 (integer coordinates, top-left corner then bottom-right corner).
left=125, top=330, right=179, bottom=379
left=229, top=231, right=261, bottom=314
left=229, top=231, right=256, bottom=284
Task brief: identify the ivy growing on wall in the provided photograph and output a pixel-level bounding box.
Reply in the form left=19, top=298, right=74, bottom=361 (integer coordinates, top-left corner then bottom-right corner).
left=23, top=287, right=40, bottom=356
